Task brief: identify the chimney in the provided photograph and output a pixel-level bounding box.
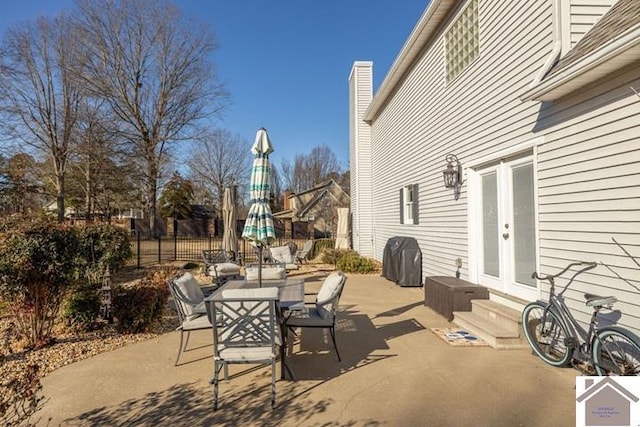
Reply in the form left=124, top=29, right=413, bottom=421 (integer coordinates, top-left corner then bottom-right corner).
left=283, top=190, right=292, bottom=210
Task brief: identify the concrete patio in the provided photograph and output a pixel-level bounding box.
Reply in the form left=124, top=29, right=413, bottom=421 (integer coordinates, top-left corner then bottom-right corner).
left=37, top=273, right=579, bottom=426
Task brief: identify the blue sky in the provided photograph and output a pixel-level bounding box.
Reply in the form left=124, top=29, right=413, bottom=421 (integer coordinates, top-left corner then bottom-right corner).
left=0, top=1, right=428, bottom=171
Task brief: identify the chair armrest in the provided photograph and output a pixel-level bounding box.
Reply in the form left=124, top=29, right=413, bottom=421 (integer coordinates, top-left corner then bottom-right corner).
left=201, top=284, right=219, bottom=296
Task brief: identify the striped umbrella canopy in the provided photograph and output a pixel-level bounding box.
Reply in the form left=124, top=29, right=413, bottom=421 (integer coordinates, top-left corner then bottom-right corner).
left=242, top=127, right=276, bottom=256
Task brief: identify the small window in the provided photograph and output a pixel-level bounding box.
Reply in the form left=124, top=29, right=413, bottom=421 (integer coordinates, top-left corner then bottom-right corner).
left=445, top=0, right=479, bottom=82
left=399, top=184, right=419, bottom=225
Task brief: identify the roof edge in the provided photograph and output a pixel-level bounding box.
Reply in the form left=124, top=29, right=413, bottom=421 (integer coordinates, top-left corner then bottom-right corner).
left=521, top=25, right=640, bottom=101
left=364, top=0, right=455, bottom=122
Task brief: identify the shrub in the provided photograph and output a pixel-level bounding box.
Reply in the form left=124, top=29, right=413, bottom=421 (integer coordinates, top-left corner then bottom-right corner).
left=112, top=269, right=173, bottom=333
left=77, top=223, right=132, bottom=284
left=320, top=248, right=346, bottom=265
left=183, top=262, right=199, bottom=270
left=311, top=238, right=335, bottom=259
left=0, top=219, right=81, bottom=348
left=336, top=250, right=377, bottom=274
left=61, top=283, right=101, bottom=332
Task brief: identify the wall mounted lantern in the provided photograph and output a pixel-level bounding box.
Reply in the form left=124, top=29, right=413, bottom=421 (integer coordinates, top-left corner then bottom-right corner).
left=442, top=154, right=462, bottom=200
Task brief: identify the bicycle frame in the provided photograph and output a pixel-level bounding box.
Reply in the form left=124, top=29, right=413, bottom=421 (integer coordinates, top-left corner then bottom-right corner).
left=537, top=262, right=599, bottom=361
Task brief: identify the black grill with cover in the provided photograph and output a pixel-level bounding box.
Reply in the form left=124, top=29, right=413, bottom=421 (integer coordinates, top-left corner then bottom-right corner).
left=381, top=236, right=422, bottom=287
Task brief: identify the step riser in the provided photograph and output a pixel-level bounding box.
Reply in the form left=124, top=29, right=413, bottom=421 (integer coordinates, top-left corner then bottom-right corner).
left=452, top=315, right=528, bottom=349
left=471, top=304, right=522, bottom=336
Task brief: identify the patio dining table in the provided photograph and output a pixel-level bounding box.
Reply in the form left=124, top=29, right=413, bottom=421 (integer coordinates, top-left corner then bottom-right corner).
left=205, top=277, right=305, bottom=379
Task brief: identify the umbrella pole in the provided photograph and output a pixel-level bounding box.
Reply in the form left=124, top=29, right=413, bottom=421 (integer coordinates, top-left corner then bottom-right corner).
left=258, top=245, right=263, bottom=288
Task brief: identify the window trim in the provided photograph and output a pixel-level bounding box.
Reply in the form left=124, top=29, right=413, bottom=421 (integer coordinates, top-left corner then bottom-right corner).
left=400, top=184, right=419, bottom=225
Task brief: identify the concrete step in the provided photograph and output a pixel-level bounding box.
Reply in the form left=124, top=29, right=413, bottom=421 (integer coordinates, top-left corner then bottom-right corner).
left=470, top=299, right=523, bottom=336
left=453, top=311, right=529, bottom=350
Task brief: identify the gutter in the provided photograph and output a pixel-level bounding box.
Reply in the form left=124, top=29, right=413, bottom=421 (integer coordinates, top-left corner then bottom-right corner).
left=520, top=25, right=640, bottom=101
left=520, top=0, right=563, bottom=101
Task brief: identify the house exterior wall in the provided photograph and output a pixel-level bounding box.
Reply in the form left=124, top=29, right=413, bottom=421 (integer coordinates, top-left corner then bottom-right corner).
left=350, top=0, right=640, bottom=331
left=569, top=0, right=617, bottom=47
left=349, top=61, right=374, bottom=256
left=536, top=65, right=640, bottom=328
left=367, top=0, right=553, bottom=275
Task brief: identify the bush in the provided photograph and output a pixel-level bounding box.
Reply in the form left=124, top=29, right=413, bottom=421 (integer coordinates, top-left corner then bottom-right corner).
left=311, top=238, right=335, bottom=259
left=336, top=250, right=377, bottom=274
left=61, top=283, right=101, bottom=332
left=112, top=269, right=173, bottom=333
left=77, top=223, right=132, bottom=284
left=320, top=248, right=345, bottom=265
left=0, top=219, right=81, bottom=348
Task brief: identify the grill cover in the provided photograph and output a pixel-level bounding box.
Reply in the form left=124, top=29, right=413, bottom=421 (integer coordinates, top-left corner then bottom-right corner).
left=382, top=236, right=422, bottom=287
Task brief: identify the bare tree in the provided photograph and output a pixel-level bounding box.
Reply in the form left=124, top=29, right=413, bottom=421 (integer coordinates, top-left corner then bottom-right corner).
left=280, top=144, right=342, bottom=193
left=269, top=162, right=284, bottom=212
left=187, top=128, right=251, bottom=214
left=0, top=152, right=43, bottom=216
left=0, top=14, right=82, bottom=221
left=73, top=0, right=229, bottom=232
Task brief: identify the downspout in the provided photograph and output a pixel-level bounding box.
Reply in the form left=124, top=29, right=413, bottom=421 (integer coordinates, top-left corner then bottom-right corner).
left=525, top=0, right=563, bottom=91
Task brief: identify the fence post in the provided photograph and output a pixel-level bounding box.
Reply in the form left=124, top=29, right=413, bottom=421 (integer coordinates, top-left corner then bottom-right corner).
left=174, top=228, right=178, bottom=261
left=136, top=231, right=141, bottom=269
left=157, top=235, right=162, bottom=264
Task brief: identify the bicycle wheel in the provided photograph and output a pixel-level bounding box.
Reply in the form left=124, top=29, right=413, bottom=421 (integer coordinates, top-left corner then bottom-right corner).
left=593, top=329, right=640, bottom=376
left=521, top=302, right=572, bottom=366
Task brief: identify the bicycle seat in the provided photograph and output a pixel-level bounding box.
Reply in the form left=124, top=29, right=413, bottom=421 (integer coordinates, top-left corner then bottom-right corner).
left=584, top=293, right=617, bottom=307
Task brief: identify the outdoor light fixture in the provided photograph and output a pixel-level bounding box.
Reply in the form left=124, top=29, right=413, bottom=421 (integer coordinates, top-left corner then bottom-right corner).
left=442, top=153, right=462, bottom=200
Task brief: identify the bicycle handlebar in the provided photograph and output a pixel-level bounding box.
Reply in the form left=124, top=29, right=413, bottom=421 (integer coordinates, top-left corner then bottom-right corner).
left=531, top=261, right=598, bottom=282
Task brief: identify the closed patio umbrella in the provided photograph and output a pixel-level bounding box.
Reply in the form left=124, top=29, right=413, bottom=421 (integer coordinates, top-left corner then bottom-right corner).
left=221, top=187, right=238, bottom=259
left=335, top=207, right=350, bottom=250
left=241, top=127, right=276, bottom=286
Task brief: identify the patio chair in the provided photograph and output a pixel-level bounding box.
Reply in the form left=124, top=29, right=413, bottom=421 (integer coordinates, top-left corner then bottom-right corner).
left=202, top=249, right=241, bottom=286
left=295, top=239, right=314, bottom=264
left=285, top=271, right=347, bottom=361
left=245, top=262, right=287, bottom=282
left=269, top=245, right=300, bottom=271
left=206, top=287, right=281, bottom=409
left=167, top=272, right=216, bottom=366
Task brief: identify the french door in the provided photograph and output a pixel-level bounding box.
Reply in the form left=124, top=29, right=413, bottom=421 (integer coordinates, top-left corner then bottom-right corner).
left=475, top=155, right=537, bottom=300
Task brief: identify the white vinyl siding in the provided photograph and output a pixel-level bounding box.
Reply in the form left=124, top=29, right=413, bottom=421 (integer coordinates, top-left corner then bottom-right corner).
left=353, top=0, right=640, bottom=333
left=536, top=65, right=640, bottom=331
left=370, top=0, right=552, bottom=278
left=569, top=0, right=616, bottom=47
left=349, top=62, right=374, bottom=256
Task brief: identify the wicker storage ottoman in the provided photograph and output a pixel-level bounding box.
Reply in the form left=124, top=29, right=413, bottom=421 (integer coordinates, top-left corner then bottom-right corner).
left=424, top=276, right=489, bottom=321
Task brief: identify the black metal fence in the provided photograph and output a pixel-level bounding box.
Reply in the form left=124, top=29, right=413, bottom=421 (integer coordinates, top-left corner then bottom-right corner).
left=128, top=233, right=310, bottom=268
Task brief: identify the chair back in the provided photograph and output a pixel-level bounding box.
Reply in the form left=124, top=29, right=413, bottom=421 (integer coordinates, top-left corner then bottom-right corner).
left=315, top=271, right=347, bottom=320
left=302, top=240, right=314, bottom=254
left=270, top=245, right=296, bottom=265
left=202, top=249, right=229, bottom=264
left=168, top=272, right=205, bottom=321
left=245, top=262, right=287, bottom=281
left=206, top=287, right=279, bottom=358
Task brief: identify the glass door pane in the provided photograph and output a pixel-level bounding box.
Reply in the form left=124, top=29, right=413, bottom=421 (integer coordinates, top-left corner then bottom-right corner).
left=512, top=163, right=535, bottom=286
left=482, top=172, right=499, bottom=277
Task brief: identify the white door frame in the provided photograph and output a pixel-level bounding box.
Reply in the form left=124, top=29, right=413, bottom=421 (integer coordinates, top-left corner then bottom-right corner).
left=467, top=140, right=542, bottom=301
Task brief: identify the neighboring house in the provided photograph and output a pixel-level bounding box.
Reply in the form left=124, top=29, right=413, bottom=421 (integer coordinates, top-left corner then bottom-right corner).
left=273, top=179, right=350, bottom=238
left=43, top=199, right=78, bottom=218
left=349, top=0, right=640, bottom=332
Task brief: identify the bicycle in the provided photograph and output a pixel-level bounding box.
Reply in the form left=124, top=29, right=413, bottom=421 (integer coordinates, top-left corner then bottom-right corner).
left=522, top=261, right=640, bottom=375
